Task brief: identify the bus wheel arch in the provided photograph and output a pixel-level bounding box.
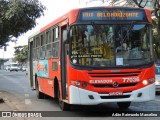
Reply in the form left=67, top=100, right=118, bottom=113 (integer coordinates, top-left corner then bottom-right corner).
left=58, top=87, right=70, bottom=111
left=35, top=75, right=45, bottom=99
left=55, top=78, right=70, bottom=111
left=54, top=77, right=59, bottom=99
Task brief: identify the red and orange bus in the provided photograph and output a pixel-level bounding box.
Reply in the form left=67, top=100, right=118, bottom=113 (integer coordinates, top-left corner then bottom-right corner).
left=28, top=7, right=155, bottom=110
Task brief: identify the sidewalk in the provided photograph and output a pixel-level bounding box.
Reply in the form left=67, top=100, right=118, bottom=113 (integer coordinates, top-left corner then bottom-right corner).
left=0, top=97, right=13, bottom=111
left=0, top=91, right=33, bottom=120
left=0, top=93, right=17, bottom=120
left=0, top=91, right=15, bottom=111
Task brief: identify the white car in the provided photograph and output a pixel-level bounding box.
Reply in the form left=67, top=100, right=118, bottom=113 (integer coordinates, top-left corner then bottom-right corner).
left=155, top=66, right=160, bottom=93
left=22, top=66, right=28, bottom=72
left=10, top=63, right=19, bottom=72
left=5, top=66, right=10, bottom=71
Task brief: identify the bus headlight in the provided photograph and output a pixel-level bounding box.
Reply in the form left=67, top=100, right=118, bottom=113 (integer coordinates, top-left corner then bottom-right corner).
left=142, top=80, right=148, bottom=85
left=82, top=82, right=87, bottom=88
left=71, top=81, right=87, bottom=88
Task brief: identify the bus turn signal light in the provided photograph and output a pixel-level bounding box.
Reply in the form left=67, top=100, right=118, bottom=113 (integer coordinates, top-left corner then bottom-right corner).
left=71, top=81, right=80, bottom=87
left=71, top=81, right=87, bottom=88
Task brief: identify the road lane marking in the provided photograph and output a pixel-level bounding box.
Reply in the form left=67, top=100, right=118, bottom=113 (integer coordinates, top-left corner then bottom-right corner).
left=25, top=99, right=31, bottom=105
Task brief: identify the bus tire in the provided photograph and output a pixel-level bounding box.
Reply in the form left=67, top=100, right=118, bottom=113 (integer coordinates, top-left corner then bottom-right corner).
left=117, top=102, right=131, bottom=109
left=36, top=80, right=45, bottom=99
left=58, top=89, right=70, bottom=111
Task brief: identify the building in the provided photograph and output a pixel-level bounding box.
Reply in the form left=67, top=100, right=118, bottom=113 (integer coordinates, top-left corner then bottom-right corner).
left=0, top=58, right=12, bottom=70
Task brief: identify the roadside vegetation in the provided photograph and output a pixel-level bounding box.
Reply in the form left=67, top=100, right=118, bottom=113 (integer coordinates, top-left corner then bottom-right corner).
left=0, top=0, right=46, bottom=48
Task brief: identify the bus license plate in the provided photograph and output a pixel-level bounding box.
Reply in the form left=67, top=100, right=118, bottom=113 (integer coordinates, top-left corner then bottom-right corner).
left=109, top=92, right=123, bottom=96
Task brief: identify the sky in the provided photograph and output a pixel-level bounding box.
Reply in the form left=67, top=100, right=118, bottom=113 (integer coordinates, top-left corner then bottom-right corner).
left=0, top=0, right=80, bottom=59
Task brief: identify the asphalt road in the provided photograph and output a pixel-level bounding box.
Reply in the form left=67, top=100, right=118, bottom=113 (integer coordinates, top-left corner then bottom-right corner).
left=0, top=70, right=160, bottom=120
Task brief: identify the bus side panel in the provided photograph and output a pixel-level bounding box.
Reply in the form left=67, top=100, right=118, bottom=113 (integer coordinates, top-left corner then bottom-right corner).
left=36, top=59, right=58, bottom=97
left=38, top=77, right=54, bottom=97
left=37, top=60, right=49, bottom=93
left=49, top=59, right=61, bottom=81
left=42, top=59, right=60, bottom=97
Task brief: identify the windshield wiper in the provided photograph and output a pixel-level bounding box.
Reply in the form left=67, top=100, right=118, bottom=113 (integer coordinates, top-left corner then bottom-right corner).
left=91, top=21, right=99, bottom=33
left=122, top=21, right=136, bottom=43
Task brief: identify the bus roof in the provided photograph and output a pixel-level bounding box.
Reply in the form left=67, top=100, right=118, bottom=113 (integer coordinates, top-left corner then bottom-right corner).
left=28, top=6, right=150, bottom=40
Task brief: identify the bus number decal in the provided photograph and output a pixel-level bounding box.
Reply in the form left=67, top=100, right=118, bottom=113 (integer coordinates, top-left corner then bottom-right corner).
left=123, top=77, right=140, bottom=83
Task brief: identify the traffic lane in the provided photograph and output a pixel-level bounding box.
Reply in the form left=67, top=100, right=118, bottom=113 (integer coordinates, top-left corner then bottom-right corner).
left=25, top=95, right=160, bottom=112
left=0, top=70, right=160, bottom=112
left=0, top=71, right=31, bottom=95
left=0, top=70, right=60, bottom=111
left=0, top=71, right=119, bottom=112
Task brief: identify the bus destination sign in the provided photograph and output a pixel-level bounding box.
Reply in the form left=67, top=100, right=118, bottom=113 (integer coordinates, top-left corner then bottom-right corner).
left=79, top=9, right=146, bottom=21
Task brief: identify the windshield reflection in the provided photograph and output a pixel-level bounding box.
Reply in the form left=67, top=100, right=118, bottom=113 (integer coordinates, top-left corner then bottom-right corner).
left=70, top=24, right=153, bottom=67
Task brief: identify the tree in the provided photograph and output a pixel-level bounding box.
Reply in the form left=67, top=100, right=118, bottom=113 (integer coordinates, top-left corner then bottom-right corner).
left=127, top=0, right=160, bottom=59
left=106, top=0, right=160, bottom=59
left=0, top=0, right=46, bottom=47
left=13, top=45, right=28, bottom=64
left=110, top=0, right=159, bottom=28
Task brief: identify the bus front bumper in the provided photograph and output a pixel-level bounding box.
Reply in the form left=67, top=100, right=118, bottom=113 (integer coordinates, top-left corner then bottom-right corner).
left=69, top=83, right=155, bottom=105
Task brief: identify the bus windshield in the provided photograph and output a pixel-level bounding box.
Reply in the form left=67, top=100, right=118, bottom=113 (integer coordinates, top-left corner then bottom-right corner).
left=70, top=24, right=153, bottom=67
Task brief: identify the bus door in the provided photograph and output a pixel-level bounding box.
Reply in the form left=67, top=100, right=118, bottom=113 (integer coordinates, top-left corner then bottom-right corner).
left=60, top=22, right=68, bottom=99
left=28, top=39, right=34, bottom=89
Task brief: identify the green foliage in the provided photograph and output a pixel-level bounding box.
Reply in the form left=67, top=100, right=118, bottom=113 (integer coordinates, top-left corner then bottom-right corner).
left=111, top=0, right=160, bottom=60
left=0, top=0, right=46, bottom=47
left=14, top=45, right=28, bottom=64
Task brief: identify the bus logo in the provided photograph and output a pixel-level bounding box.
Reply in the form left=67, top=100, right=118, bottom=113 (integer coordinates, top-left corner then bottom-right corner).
left=113, top=82, right=119, bottom=87
left=89, top=80, right=112, bottom=84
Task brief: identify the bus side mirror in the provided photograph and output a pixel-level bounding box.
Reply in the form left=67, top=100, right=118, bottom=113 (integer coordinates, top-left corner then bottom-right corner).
left=63, top=30, right=68, bottom=43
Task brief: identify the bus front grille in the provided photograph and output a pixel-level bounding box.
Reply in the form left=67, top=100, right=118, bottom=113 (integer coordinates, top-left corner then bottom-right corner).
left=88, top=71, right=141, bottom=78
left=100, top=95, right=130, bottom=99
left=92, top=83, right=137, bottom=88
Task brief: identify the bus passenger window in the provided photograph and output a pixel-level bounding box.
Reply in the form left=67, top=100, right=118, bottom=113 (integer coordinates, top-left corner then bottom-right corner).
left=42, top=46, right=46, bottom=58
left=46, top=44, right=51, bottom=58
left=52, top=42, right=59, bottom=57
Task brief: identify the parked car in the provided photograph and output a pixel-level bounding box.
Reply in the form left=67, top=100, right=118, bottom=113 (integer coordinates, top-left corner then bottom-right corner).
left=18, top=66, right=23, bottom=71
left=10, top=63, right=19, bottom=72
left=22, top=66, right=28, bottom=72
left=5, top=65, right=10, bottom=71
left=155, top=66, right=160, bottom=93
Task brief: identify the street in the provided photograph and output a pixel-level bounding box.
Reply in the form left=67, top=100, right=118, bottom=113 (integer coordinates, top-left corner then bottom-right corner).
left=0, top=70, right=160, bottom=120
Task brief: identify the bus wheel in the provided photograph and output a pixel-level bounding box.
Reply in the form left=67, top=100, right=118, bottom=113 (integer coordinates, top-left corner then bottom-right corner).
left=117, top=102, right=131, bottom=109
left=36, top=81, right=45, bottom=99
left=58, top=89, right=70, bottom=111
